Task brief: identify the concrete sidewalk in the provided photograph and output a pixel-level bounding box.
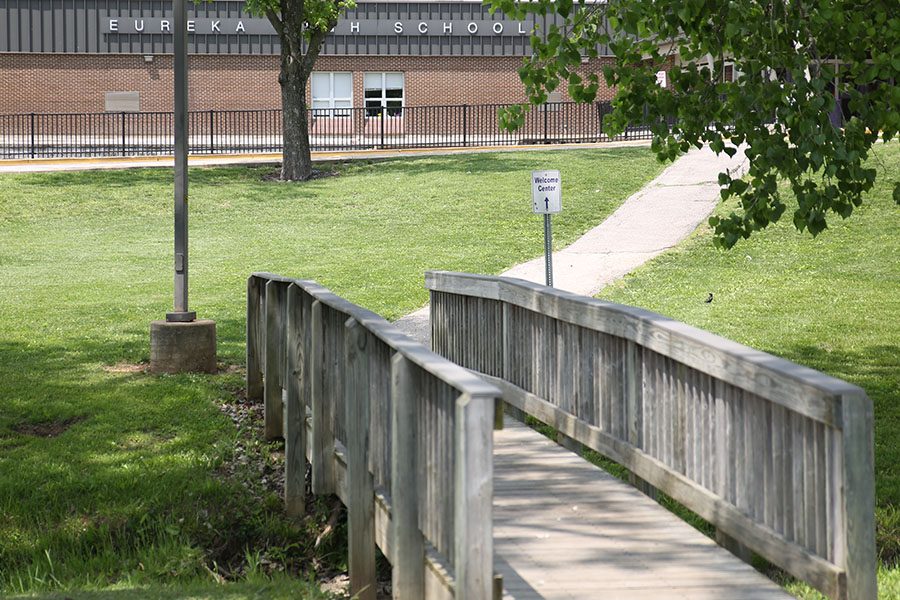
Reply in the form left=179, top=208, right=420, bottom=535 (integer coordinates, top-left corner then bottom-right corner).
left=394, top=145, right=748, bottom=344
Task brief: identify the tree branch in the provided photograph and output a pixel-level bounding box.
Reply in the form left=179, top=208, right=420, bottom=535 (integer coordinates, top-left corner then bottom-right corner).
left=265, top=9, right=284, bottom=38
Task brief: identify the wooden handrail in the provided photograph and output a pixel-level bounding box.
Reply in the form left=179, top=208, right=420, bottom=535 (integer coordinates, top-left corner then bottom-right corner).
left=246, top=272, right=500, bottom=600
left=426, top=270, right=876, bottom=600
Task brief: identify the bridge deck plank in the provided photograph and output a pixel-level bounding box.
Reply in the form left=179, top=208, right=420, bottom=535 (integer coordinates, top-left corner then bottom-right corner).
left=493, top=418, right=794, bottom=600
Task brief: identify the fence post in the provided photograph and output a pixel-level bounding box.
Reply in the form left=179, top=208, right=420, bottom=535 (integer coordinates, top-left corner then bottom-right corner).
left=264, top=279, right=287, bottom=440
left=345, top=318, right=376, bottom=600
left=121, top=112, right=127, bottom=156
left=454, top=392, right=493, bottom=600
left=380, top=109, right=385, bottom=149
left=839, top=390, right=877, bottom=600
left=284, top=283, right=306, bottom=517
left=29, top=113, right=35, bottom=159
left=462, top=104, right=468, bottom=147
left=246, top=276, right=265, bottom=402
left=543, top=106, right=548, bottom=144
left=391, top=354, right=425, bottom=598
left=310, top=299, right=335, bottom=494
left=209, top=109, right=215, bottom=154
left=597, top=102, right=603, bottom=141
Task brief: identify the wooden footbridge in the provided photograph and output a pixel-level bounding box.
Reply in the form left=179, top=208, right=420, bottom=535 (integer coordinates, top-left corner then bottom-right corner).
left=246, top=271, right=876, bottom=600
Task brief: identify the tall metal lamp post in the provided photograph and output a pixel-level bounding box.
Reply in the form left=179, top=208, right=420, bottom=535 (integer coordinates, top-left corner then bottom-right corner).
left=149, top=0, right=217, bottom=374
left=169, top=0, right=193, bottom=323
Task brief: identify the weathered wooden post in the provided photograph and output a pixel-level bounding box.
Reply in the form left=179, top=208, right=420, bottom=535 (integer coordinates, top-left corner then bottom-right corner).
left=391, top=353, right=425, bottom=598
left=840, top=389, right=877, bottom=600
left=345, top=318, right=376, bottom=600
left=454, top=392, right=494, bottom=600
left=284, top=283, right=306, bottom=517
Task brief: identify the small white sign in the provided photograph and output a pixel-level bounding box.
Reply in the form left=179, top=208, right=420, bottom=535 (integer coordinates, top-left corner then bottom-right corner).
left=656, top=70, right=667, bottom=88
left=532, top=170, right=562, bottom=214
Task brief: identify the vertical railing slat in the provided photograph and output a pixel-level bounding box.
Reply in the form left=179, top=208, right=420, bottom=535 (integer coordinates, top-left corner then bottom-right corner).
left=310, top=299, right=334, bottom=495
left=284, top=283, right=306, bottom=517
left=246, top=275, right=265, bottom=402
left=264, top=279, right=287, bottom=440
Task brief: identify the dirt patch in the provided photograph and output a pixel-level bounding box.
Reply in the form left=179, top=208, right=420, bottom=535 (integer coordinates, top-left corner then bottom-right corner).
left=262, top=168, right=340, bottom=182
left=13, top=415, right=87, bottom=438
left=103, top=362, right=147, bottom=374
left=104, top=362, right=242, bottom=375
left=219, top=363, right=244, bottom=375
left=217, top=387, right=286, bottom=502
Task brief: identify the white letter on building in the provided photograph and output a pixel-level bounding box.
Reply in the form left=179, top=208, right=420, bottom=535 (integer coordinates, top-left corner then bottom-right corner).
left=160, top=20, right=170, bottom=32
left=134, top=19, right=144, bottom=32
left=211, top=20, right=221, bottom=33
left=394, top=21, right=403, bottom=34
left=493, top=22, right=503, bottom=34
left=187, top=20, right=195, bottom=32
left=418, top=22, right=428, bottom=34
left=235, top=21, right=245, bottom=33
left=467, top=22, right=478, bottom=34
left=443, top=22, right=452, bottom=34
left=109, top=19, right=118, bottom=32
left=350, top=21, right=359, bottom=33
left=518, top=22, right=526, bottom=34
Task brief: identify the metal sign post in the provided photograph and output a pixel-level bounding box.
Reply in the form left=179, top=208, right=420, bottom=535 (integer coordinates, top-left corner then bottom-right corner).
left=531, top=170, right=561, bottom=287
left=167, top=0, right=194, bottom=322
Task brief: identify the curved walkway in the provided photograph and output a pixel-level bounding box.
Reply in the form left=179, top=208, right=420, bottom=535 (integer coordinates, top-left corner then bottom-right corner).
left=393, top=145, right=793, bottom=600
left=393, top=144, right=749, bottom=344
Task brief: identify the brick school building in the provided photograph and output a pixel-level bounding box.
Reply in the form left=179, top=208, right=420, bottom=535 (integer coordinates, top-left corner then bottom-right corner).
left=0, top=0, right=621, bottom=115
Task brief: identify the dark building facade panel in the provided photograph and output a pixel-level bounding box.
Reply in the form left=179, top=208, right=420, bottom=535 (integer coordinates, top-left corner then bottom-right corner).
left=0, top=0, right=611, bottom=56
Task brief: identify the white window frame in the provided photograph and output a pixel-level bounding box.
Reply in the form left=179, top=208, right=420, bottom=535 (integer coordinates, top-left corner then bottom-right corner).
left=364, top=72, right=405, bottom=117
left=311, top=72, right=352, bottom=117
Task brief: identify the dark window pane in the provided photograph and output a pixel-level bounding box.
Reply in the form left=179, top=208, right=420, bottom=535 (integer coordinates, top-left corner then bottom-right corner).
left=385, top=88, right=403, bottom=98
left=364, top=89, right=383, bottom=98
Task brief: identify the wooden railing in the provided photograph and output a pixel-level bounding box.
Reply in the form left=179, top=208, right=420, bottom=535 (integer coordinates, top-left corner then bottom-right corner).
left=426, top=271, right=876, bottom=600
left=247, top=273, right=501, bottom=600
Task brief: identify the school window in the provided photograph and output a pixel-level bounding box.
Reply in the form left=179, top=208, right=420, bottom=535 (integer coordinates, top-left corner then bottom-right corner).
left=311, top=72, right=352, bottom=117
left=364, top=72, right=404, bottom=117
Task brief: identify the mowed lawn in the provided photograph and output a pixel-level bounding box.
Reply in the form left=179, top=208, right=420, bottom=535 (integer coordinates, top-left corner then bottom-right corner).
left=598, top=142, right=900, bottom=598
left=0, top=148, right=664, bottom=596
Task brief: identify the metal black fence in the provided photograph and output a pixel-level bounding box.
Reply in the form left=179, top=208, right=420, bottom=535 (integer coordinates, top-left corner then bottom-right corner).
left=0, top=102, right=658, bottom=160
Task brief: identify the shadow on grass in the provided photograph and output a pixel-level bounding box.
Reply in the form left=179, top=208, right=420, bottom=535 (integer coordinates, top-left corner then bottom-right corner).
left=4, top=577, right=332, bottom=600
left=8, top=146, right=646, bottom=191
left=0, top=323, right=337, bottom=591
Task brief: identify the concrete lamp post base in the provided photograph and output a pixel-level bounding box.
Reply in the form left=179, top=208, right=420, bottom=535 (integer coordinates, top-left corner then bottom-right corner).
left=150, top=319, right=217, bottom=374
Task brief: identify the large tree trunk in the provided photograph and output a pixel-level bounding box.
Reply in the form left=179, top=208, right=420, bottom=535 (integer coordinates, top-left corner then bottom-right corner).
left=279, top=54, right=313, bottom=181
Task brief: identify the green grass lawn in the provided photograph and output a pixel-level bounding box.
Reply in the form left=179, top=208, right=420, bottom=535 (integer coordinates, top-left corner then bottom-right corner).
left=598, top=142, right=900, bottom=599
left=0, top=147, right=663, bottom=597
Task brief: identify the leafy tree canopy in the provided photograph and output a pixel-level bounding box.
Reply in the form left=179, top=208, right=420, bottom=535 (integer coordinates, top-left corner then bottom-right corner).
left=491, top=0, right=899, bottom=248
left=244, top=0, right=354, bottom=45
